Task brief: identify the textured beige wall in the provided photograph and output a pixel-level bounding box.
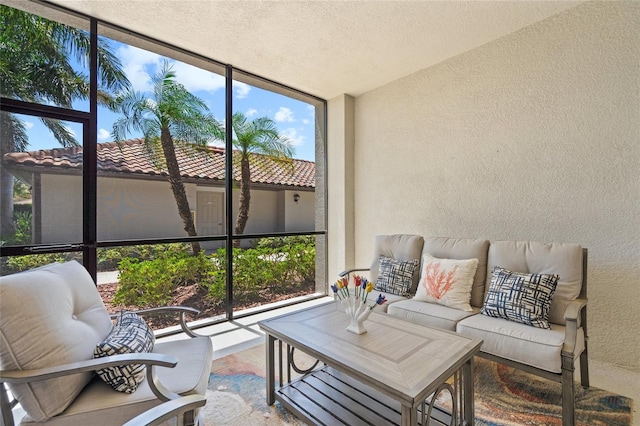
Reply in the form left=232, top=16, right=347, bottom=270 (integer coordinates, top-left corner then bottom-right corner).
left=282, top=190, right=315, bottom=232
left=41, top=175, right=311, bottom=242
left=40, top=175, right=83, bottom=243
left=345, top=2, right=639, bottom=370
left=327, top=95, right=356, bottom=278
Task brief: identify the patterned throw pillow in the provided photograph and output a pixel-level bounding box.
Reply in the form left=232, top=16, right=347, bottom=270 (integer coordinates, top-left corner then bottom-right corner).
left=94, top=312, right=155, bottom=393
left=480, top=267, right=559, bottom=329
left=374, top=255, right=419, bottom=296
left=413, top=254, right=479, bottom=311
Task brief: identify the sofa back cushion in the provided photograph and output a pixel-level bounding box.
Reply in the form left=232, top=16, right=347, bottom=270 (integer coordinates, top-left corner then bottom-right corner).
left=369, top=234, right=424, bottom=294
left=422, top=237, right=490, bottom=308
left=486, top=240, right=583, bottom=325
left=0, top=261, right=113, bottom=422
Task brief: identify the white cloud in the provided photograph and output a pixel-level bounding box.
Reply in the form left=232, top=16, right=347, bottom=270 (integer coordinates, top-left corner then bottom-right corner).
left=281, top=128, right=305, bottom=147
left=233, top=82, right=251, bottom=99
left=24, top=121, right=34, bottom=129
left=117, top=46, right=228, bottom=97
left=172, top=62, right=225, bottom=93
left=246, top=108, right=258, bottom=117
left=302, top=118, right=310, bottom=125
left=97, top=128, right=110, bottom=141
left=275, top=107, right=295, bottom=123
left=117, top=45, right=162, bottom=92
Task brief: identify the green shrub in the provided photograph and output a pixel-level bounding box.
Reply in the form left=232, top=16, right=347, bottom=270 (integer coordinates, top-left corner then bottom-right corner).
left=13, top=211, right=32, bottom=244
left=255, top=235, right=315, bottom=249
left=0, top=208, right=33, bottom=247
left=114, top=250, right=212, bottom=307
left=2, top=252, right=76, bottom=275
left=96, top=243, right=191, bottom=271
left=203, top=239, right=316, bottom=306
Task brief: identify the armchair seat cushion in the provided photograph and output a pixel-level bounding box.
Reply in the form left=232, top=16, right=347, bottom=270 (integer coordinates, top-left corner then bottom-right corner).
left=388, top=299, right=477, bottom=331
left=456, top=314, right=584, bottom=373
left=19, top=336, right=213, bottom=426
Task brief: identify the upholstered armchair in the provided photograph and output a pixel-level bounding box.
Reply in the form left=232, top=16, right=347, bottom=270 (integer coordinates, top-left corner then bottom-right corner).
left=0, top=261, right=213, bottom=426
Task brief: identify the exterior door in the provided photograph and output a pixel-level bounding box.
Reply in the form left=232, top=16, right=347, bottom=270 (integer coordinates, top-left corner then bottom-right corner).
left=196, top=191, right=224, bottom=250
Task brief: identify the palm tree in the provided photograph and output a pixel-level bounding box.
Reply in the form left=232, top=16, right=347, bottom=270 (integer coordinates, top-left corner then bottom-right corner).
left=229, top=112, right=295, bottom=239
left=0, top=5, right=129, bottom=238
left=112, top=61, right=222, bottom=255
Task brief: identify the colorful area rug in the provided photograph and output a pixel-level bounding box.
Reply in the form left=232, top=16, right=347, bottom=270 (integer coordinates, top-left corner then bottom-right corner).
left=202, top=343, right=632, bottom=426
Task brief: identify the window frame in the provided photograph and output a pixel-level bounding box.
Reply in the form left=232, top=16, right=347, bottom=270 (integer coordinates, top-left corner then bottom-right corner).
left=0, top=2, right=328, bottom=324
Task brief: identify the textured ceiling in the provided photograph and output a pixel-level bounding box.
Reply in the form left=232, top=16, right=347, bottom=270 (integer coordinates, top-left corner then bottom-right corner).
left=16, top=0, right=580, bottom=100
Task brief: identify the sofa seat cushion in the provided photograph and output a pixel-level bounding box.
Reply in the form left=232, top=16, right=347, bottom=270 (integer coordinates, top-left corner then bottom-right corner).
left=456, top=314, right=584, bottom=373
left=20, top=336, right=213, bottom=426
left=388, top=299, right=477, bottom=331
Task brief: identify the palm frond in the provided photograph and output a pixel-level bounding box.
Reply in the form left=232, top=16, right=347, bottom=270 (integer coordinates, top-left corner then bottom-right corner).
left=40, top=118, right=79, bottom=147
left=0, top=5, right=128, bottom=149
left=228, top=112, right=296, bottom=176
left=0, top=113, right=29, bottom=154
left=142, top=134, right=164, bottom=169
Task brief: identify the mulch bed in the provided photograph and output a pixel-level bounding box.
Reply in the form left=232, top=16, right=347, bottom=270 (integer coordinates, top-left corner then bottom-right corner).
left=98, top=281, right=315, bottom=329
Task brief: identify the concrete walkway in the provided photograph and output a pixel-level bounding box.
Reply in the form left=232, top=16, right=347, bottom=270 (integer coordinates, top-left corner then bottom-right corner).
left=97, top=271, right=119, bottom=285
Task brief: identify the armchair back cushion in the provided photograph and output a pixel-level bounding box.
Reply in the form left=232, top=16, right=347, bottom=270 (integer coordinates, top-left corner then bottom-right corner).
left=422, top=237, right=490, bottom=308
left=0, top=261, right=113, bottom=422
left=369, top=234, right=424, bottom=294
left=486, top=241, right=583, bottom=325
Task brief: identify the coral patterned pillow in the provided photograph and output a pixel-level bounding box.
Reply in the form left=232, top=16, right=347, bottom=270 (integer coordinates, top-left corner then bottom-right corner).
left=413, top=254, right=479, bottom=311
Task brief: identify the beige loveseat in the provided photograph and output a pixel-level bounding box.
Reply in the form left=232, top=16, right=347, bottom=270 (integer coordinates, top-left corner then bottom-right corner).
left=341, top=235, right=589, bottom=426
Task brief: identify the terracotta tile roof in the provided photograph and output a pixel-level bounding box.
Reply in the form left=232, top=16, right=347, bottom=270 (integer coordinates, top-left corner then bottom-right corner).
left=3, top=138, right=315, bottom=188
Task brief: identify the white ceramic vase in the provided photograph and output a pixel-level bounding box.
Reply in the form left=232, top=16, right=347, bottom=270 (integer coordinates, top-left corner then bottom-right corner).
left=342, top=295, right=372, bottom=334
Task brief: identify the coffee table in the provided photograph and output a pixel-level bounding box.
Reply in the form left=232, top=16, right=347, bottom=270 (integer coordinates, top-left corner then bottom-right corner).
left=258, top=303, right=483, bottom=426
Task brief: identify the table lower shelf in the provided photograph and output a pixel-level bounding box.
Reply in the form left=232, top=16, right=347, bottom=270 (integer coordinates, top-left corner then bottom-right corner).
left=275, top=366, right=453, bottom=426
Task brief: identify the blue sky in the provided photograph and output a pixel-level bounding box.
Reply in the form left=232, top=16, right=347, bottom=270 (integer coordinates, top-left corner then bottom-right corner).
left=19, top=41, right=317, bottom=161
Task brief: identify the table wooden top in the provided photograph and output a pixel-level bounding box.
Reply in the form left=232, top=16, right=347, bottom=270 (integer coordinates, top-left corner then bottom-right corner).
left=259, top=302, right=483, bottom=406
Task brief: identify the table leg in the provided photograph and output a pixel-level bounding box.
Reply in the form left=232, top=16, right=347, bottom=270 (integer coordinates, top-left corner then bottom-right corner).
left=462, top=357, right=475, bottom=425
left=266, top=334, right=276, bottom=405
left=400, top=404, right=418, bottom=426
